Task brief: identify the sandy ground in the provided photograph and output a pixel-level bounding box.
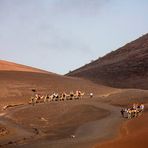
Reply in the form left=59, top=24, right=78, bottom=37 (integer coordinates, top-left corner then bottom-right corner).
left=99, top=89, right=148, bottom=106
left=0, top=98, right=123, bottom=148
left=0, top=87, right=147, bottom=148
left=0, top=62, right=148, bottom=148
left=0, top=70, right=117, bottom=109
left=94, top=111, right=148, bottom=148
left=0, top=90, right=147, bottom=148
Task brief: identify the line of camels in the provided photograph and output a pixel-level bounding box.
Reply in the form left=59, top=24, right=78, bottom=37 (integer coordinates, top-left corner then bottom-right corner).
left=121, top=103, right=144, bottom=119
left=29, top=90, right=86, bottom=105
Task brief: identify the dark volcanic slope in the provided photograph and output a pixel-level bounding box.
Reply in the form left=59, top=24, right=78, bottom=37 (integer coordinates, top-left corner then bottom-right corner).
left=67, top=33, right=148, bottom=89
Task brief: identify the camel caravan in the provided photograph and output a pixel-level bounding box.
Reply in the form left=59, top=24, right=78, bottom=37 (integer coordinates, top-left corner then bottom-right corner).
left=29, top=90, right=85, bottom=105
left=120, top=103, right=145, bottom=119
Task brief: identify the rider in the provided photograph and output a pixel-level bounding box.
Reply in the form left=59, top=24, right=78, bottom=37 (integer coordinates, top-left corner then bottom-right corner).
left=90, top=92, right=93, bottom=98
left=140, top=104, right=144, bottom=112
left=120, top=108, right=125, bottom=117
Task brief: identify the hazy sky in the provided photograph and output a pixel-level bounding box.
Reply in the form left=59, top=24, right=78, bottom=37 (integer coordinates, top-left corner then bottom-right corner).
left=0, top=0, right=148, bottom=74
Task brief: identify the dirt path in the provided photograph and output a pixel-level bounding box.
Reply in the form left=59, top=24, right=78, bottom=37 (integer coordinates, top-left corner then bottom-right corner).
left=1, top=99, right=123, bottom=148
left=0, top=110, right=36, bottom=147
left=0, top=104, right=44, bottom=147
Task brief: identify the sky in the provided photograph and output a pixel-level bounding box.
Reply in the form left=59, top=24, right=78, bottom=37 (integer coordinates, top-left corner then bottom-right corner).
left=0, top=0, right=148, bottom=74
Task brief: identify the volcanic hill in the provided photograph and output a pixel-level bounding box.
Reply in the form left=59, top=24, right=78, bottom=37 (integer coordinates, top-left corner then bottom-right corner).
left=0, top=60, right=116, bottom=108
left=67, top=33, right=148, bottom=89
left=0, top=60, right=48, bottom=73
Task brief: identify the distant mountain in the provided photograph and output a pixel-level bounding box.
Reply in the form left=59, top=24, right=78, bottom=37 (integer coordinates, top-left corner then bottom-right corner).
left=67, top=33, right=148, bottom=89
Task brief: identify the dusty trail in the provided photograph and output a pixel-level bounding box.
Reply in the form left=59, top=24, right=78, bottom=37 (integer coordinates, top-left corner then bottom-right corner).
left=0, top=104, right=44, bottom=146
left=0, top=99, right=124, bottom=148
left=0, top=117, right=34, bottom=145
left=0, top=109, right=35, bottom=146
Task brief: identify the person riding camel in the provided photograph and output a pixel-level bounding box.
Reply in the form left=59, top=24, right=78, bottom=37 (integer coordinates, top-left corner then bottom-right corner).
left=127, top=109, right=132, bottom=119
left=77, top=90, right=82, bottom=99
left=70, top=91, right=74, bottom=99
left=140, top=104, right=144, bottom=112
left=44, top=94, right=50, bottom=102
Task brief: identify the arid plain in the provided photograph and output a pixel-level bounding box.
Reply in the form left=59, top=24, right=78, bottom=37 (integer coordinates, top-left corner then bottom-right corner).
left=0, top=34, right=148, bottom=148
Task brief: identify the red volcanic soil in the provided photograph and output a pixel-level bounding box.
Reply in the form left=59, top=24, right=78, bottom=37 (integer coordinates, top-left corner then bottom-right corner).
left=99, top=89, right=148, bottom=106
left=8, top=101, right=110, bottom=141
left=0, top=60, right=119, bottom=147
left=0, top=60, right=48, bottom=73
left=0, top=99, right=121, bottom=148
left=0, top=124, right=8, bottom=136
left=0, top=60, right=148, bottom=148
left=67, top=33, right=148, bottom=89
left=94, top=111, right=148, bottom=148
left=0, top=60, right=116, bottom=109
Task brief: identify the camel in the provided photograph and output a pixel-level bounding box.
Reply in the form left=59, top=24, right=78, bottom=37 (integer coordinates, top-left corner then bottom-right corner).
left=59, top=92, right=67, bottom=101
left=126, top=108, right=141, bottom=119
left=47, top=93, right=60, bottom=101
left=29, top=90, right=85, bottom=105
left=70, top=91, right=75, bottom=100
left=52, top=93, right=59, bottom=101
left=43, top=93, right=64, bottom=102
left=35, top=94, right=44, bottom=103
left=75, top=91, right=85, bottom=99
left=43, top=94, right=51, bottom=103
left=29, top=96, right=39, bottom=105
left=29, top=94, right=44, bottom=105
left=121, top=103, right=145, bottom=119
left=64, top=93, right=71, bottom=100
left=43, top=94, right=54, bottom=102
left=65, top=91, right=85, bottom=100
